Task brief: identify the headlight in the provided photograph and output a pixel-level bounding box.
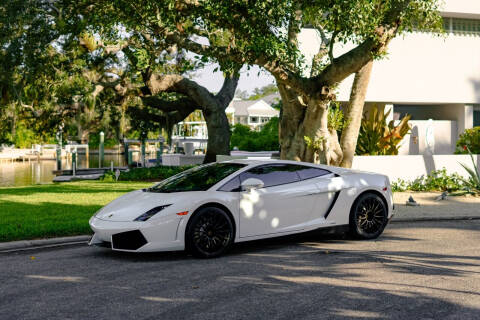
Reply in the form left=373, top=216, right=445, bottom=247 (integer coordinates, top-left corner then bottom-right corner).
left=134, top=205, right=171, bottom=221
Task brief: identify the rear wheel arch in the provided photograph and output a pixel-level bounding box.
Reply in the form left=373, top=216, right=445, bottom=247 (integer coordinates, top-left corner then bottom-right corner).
left=350, top=189, right=388, bottom=217
left=349, top=190, right=389, bottom=239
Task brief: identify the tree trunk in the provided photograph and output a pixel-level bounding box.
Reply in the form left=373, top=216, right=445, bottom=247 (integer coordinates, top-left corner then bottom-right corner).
left=278, top=84, right=342, bottom=165
left=202, top=106, right=231, bottom=163
left=277, top=82, right=306, bottom=161
left=340, top=60, right=373, bottom=168
left=142, top=72, right=238, bottom=164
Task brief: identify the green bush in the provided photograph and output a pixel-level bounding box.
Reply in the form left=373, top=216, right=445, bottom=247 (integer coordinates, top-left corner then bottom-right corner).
left=391, top=168, right=464, bottom=192
left=455, top=127, right=480, bottom=154
left=102, top=165, right=194, bottom=182
left=230, top=117, right=279, bottom=151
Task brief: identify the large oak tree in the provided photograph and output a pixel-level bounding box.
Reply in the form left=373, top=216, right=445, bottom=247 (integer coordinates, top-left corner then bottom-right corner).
left=82, top=0, right=440, bottom=165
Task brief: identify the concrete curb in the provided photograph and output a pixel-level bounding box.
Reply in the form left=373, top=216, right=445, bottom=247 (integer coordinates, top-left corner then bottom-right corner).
left=0, top=235, right=91, bottom=253
left=391, top=216, right=480, bottom=223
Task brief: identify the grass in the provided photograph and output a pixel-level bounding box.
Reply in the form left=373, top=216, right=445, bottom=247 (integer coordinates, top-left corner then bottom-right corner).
left=0, top=181, right=151, bottom=242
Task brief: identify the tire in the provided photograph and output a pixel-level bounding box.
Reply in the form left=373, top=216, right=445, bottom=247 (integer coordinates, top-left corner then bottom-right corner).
left=349, top=193, right=388, bottom=240
left=186, top=207, right=234, bottom=258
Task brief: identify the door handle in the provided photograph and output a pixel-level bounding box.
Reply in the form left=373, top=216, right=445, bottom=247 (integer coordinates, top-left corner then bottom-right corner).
left=303, top=191, right=322, bottom=196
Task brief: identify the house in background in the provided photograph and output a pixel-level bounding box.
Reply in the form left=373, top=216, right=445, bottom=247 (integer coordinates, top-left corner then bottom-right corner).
left=225, top=94, right=280, bottom=130
left=299, top=0, right=480, bottom=155
left=171, top=95, right=280, bottom=148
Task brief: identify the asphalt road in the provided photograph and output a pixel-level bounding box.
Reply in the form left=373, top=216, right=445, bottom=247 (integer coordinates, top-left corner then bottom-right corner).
left=1, top=220, right=479, bottom=320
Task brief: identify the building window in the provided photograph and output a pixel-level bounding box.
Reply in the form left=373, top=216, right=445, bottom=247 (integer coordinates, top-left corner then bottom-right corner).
left=474, top=106, right=480, bottom=127
left=250, top=116, right=259, bottom=123
left=261, top=117, right=270, bottom=123
left=443, top=17, right=480, bottom=36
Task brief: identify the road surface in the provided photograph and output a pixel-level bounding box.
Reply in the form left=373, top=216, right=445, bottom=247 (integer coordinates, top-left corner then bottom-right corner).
left=1, top=220, right=479, bottom=319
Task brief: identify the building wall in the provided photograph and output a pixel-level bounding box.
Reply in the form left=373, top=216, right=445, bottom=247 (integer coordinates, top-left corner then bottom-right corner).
left=441, top=0, right=480, bottom=18
left=394, top=104, right=468, bottom=135
left=398, top=120, right=457, bottom=155
left=335, top=32, right=480, bottom=105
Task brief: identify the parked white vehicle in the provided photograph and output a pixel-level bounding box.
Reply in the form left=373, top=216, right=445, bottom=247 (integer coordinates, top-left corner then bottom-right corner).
left=89, top=159, right=394, bottom=258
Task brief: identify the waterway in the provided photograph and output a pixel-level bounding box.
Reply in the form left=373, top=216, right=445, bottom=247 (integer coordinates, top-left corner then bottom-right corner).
left=0, top=154, right=134, bottom=187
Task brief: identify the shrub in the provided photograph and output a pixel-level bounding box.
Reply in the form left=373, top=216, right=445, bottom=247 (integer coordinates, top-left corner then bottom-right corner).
left=391, top=168, right=464, bottom=192
left=230, top=117, right=279, bottom=151
left=102, top=165, right=194, bottom=182
left=455, top=127, right=480, bottom=154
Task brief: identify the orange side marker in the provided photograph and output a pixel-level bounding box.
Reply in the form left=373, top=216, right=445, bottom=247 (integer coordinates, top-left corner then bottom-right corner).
left=176, top=211, right=189, bottom=216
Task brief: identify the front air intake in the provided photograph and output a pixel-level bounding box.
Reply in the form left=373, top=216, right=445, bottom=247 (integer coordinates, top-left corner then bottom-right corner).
left=111, top=230, right=147, bottom=250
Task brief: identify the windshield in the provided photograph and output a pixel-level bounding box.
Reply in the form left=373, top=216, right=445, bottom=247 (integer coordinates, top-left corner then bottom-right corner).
left=148, top=163, right=246, bottom=193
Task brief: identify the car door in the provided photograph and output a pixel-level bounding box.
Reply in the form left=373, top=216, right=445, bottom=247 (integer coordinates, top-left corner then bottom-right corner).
left=294, top=166, right=338, bottom=223
left=238, top=164, right=321, bottom=238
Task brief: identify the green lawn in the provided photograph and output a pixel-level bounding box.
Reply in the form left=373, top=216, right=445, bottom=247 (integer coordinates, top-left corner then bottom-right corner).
left=0, top=181, right=151, bottom=242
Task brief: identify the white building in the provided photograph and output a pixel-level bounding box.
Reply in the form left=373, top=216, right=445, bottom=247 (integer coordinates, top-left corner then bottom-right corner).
left=225, top=95, right=280, bottom=130
left=299, top=0, right=480, bottom=155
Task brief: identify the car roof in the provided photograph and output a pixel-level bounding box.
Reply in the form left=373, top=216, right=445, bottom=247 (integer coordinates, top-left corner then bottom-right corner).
left=220, top=158, right=346, bottom=173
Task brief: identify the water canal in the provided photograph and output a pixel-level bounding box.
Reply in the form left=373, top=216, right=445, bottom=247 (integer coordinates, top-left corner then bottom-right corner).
left=0, top=154, right=133, bottom=187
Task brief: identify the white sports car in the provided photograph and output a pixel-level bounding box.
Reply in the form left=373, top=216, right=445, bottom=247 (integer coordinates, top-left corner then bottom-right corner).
left=89, top=160, right=394, bottom=258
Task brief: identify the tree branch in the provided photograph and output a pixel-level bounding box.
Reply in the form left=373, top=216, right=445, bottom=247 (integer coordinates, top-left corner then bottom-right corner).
left=328, top=30, right=339, bottom=62
left=145, top=73, right=222, bottom=113
left=314, top=0, right=411, bottom=89
left=216, top=71, right=240, bottom=108
left=141, top=96, right=198, bottom=113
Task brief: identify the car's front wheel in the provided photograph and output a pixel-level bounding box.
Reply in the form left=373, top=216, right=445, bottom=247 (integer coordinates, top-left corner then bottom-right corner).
left=350, top=193, right=388, bottom=239
left=186, top=207, right=234, bottom=258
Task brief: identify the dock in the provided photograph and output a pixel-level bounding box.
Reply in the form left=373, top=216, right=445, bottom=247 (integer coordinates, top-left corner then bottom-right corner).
left=52, top=167, right=128, bottom=182
left=0, top=146, right=59, bottom=163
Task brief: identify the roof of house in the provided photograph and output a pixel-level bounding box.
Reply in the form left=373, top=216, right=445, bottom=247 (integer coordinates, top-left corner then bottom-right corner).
left=226, top=100, right=257, bottom=116
left=226, top=98, right=280, bottom=117
left=261, top=93, right=281, bottom=106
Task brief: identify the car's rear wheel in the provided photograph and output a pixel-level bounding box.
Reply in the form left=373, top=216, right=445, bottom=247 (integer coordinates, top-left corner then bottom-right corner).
left=349, top=193, right=388, bottom=239
left=186, top=207, right=234, bottom=258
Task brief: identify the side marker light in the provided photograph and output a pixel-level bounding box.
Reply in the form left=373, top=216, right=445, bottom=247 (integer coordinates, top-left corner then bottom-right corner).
left=176, top=211, right=189, bottom=216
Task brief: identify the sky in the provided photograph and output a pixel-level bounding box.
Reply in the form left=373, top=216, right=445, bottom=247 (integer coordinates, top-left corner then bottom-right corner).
left=189, top=28, right=322, bottom=94
left=191, top=63, right=275, bottom=94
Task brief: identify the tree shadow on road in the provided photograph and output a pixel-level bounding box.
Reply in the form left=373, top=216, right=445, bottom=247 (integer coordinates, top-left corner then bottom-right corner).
left=4, top=220, right=480, bottom=319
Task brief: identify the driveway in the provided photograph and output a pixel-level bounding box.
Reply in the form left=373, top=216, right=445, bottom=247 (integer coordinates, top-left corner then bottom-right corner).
left=1, top=220, right=479, bottom=319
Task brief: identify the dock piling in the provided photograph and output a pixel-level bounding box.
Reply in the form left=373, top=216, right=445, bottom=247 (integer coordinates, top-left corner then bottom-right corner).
left=99, top=131, right=104, bottom=168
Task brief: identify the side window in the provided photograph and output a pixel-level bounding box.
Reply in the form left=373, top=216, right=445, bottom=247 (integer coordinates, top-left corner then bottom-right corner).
left=295, top=166, right=331, bottom=180
left=240, top=164, right=300, bottom=188
left=218, top=176, right=241, bottom=192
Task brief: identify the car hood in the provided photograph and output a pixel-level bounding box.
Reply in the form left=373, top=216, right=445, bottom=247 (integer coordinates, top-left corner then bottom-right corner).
left=95, top=189, right=191, bottom=222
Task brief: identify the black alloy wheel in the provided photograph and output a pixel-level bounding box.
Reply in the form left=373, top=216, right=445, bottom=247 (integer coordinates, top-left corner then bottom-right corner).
left=350, top=193, right=388, bottom=239
left=186, top=207, right=234, bottom=258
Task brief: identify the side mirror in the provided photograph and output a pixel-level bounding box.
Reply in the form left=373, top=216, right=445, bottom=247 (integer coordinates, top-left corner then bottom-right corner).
left=241, top=178, right=264, bottom=191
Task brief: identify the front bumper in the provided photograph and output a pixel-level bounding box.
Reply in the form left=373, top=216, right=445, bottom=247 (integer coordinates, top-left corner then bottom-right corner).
left=89, top=217, right=185, bottom=252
